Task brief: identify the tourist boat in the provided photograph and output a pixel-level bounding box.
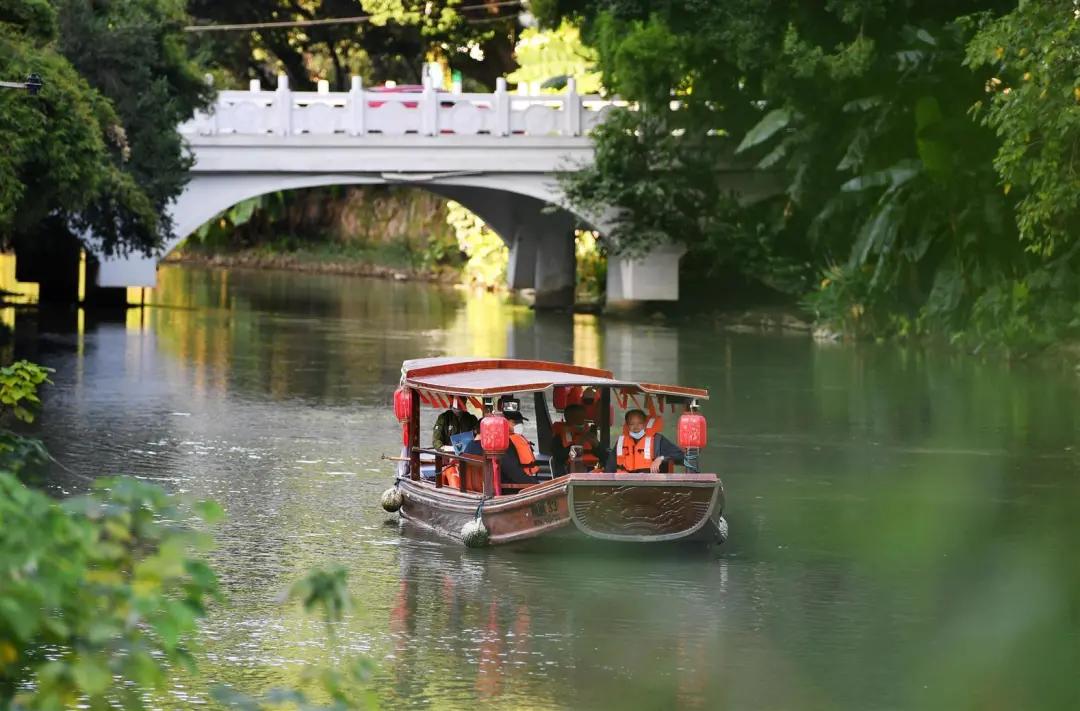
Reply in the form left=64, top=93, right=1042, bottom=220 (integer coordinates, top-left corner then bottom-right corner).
left=380, top=357, right=727, bottom=547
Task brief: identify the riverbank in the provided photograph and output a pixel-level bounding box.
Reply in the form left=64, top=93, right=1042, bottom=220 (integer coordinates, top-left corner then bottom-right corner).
left=164, top=246, right=464, bottom=285
left=162, top=252, right=1079, bottom=367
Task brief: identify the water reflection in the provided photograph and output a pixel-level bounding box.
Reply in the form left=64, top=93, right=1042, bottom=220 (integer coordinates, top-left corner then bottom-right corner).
left=14, top=264, right=1080, bottom=709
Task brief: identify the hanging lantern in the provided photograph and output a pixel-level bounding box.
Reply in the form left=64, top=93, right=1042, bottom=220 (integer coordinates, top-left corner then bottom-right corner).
left=480, top=412, right=511, bottom=454
left=553, top=386, right=571, bottom=411
left=677, top=409, right=708, bottom=449
left=393, top=387, right=412, bottom=422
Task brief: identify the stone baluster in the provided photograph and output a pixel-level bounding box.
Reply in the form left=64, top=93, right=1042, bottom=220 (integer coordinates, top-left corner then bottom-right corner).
left=275, top=74, right=292, bottom=136
left=203, top=73, right=218, bottom=136
left=494, top=78, right=510, bottom=137
left=421, top=76, right=438, bottom=136
left=246, top=78, right=261, bottom=135
left=347, top=75, right=366, bottom=137
left=564, top=77, right=582, bottom=136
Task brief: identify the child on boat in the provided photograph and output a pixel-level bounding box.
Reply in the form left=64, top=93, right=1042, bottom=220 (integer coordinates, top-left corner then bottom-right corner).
left=606, top=409, right=685, bottom=474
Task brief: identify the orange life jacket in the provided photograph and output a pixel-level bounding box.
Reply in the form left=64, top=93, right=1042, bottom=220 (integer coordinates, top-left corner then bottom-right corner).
left=443, top=462, right=461, bottom=489
left=615, top=417, right=669, bottom=473
left=509, top=433, right=540, bottom=476
left=552, top=421, right=600, bottom=466
left=441, top=460, right=484, bottom=491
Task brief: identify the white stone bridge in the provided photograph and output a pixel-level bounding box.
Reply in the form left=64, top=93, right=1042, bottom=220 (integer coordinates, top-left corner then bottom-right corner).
left=96, top=76, right=770, bottom=307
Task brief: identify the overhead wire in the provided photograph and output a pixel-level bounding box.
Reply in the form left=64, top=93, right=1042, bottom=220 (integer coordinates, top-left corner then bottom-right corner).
left=183, top=0, right=523, bottom=33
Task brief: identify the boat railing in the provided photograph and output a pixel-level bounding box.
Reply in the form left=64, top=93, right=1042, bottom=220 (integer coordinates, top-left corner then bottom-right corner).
left=413, top=447, right=485, bottom=465
left=412, top=447, right=550, bottom=496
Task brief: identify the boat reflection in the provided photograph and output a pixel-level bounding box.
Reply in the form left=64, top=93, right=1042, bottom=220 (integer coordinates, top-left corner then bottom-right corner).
left=380, top=521, right=729, bottom=708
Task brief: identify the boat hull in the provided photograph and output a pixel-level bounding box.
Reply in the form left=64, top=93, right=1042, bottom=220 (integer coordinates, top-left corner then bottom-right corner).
left=397, top=473, right=724, bottom=546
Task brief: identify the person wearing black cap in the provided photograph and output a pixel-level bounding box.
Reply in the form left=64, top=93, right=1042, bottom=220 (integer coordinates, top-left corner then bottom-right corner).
left=432, top=396, right=478, bottom=449
left=500, top=410, right=541, bottom=485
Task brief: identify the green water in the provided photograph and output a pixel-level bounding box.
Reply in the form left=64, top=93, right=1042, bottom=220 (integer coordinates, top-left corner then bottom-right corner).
left=20, top=265, right=1080, bottom=709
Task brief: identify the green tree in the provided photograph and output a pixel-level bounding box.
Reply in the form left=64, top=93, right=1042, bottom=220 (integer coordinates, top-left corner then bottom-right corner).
left=1, top=0, right=209, bottom=264
left=507, top=19, right=601, bottom=93
left=189, top=0, right=522, bottom=90
left=0, top=358, right=222, bottom=709
left=54, top=0, right=213, bottom=255
left=966, top=1, right=1080, bottom=259
left=0, top=1, right=141, bottom=249
left=541, top=1, right=1079, bottom=352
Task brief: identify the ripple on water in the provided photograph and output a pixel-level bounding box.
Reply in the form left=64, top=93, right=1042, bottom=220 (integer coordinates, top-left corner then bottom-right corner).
left=25, top=268, right=1080, bottom=710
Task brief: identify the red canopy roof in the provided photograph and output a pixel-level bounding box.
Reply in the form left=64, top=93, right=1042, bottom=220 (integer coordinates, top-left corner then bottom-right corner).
left=401, top=358, right=708, bottom=400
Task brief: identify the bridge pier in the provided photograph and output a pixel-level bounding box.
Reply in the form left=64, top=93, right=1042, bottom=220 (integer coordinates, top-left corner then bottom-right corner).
left=605, top=243, right=686, bottom=308
left=506, top=233, right=536, bottom=290
left=501, top=201, right=576, bottom=308
left=530, top=218, right=576, bottom=309
left=431, top=186, right=576, bottom=308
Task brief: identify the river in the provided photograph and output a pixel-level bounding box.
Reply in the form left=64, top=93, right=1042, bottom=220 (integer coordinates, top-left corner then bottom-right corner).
left=14, top=265, right=1080, bottom=709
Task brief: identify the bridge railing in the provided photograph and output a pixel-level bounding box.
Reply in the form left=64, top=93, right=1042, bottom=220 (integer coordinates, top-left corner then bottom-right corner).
left=179, top=75, right=621, bottom=139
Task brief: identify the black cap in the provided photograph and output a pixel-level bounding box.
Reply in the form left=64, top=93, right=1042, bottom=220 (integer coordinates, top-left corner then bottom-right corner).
left=503, top=410, right=529, bottom=423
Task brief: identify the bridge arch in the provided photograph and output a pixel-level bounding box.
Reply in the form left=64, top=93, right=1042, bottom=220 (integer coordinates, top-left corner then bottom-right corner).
left=164, top=173, right=584, bottom=307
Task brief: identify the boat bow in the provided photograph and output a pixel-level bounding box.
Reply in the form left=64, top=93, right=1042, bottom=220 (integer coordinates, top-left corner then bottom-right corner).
left=566, top=473, right=723, bottom=543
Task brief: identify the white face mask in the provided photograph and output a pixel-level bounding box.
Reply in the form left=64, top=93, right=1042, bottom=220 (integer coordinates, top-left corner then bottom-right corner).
left=629, top=429, right=646, bottom=441
left=513, top=424, right=525, bottom=435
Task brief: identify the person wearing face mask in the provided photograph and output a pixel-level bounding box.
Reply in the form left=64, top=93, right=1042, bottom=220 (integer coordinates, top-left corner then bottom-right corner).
left=500, top=410, right=541, bottom=484
left=606, top=408, right=685, bottom=474
left=432, top=396, right=478, bottom=449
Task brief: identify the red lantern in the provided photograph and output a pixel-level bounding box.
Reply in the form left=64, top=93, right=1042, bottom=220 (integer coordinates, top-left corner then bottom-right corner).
left=393, top=387, right=412, bottom=422
left=480, top=412, right=511, bottom=454
left=553, top=386, right=571, bottom=411
left=677, top=411, right=708, bottom=449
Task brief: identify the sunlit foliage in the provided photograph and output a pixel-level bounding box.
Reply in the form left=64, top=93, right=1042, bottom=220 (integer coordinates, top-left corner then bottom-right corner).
left=966, top=2, right=1080, bottom=259
left=189, top=0, right=522, bottom=90
left=540, top=1, right=1080, bottom=354
left=0, top=362, right=222, bottom=709
left=446, top=200, right=507, bottom=290
left=507, top=20, right=602, bottom=93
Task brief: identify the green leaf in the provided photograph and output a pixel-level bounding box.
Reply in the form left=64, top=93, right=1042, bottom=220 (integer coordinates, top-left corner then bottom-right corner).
left=840, top=160, right=922, bottom=192
left=756, top=141, right=788, bottom=169
left=72, top=656, right=112, bottom=696
left=736, top=109, right=792, bottom=153
left=914, top=96, right=951, bottom=179
left=193, top=499, right=225, bottom=524
left=837, top=129, right=869, bottom=172
left=842, top=96, right=883, bottom=112
left=848, top=189, right=904, bottom=268
left=152, top=615, right=180, bottom=650
left=229, top=197, right=260, bottom=227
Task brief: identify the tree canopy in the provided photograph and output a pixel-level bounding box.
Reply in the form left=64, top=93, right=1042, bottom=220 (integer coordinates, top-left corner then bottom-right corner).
left=1, top=0, right=210, bottom=257
left=538, top=0, right=1080, bottom=352
left=188, top=0, right=524, bottom=90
